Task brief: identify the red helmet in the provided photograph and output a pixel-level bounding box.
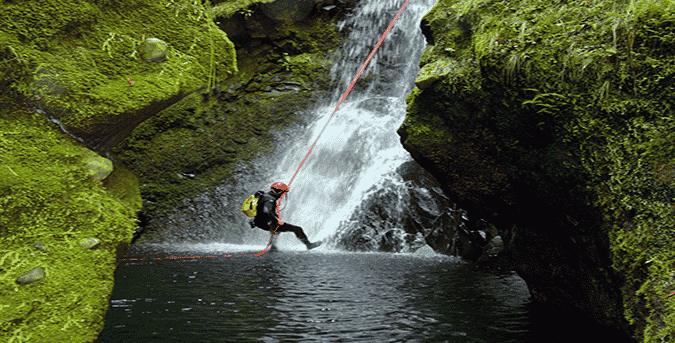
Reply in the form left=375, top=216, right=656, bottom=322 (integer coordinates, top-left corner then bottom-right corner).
left=270, top=182, right=289, bottom=194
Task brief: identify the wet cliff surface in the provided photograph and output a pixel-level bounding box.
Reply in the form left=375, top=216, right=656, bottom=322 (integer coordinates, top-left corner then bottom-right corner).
left=397, top=0, right=675, bottom=341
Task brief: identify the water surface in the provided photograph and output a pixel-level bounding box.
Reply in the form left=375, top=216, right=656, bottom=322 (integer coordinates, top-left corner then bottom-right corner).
left=96, top=244, right=567, bottom=343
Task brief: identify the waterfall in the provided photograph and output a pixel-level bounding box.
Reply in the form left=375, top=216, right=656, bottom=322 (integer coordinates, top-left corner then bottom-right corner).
left=263, top=0, right=440, bottom=250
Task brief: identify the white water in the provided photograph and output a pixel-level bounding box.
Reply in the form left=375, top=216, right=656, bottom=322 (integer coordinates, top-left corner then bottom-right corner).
left=260, top=0, right=437, bottom=249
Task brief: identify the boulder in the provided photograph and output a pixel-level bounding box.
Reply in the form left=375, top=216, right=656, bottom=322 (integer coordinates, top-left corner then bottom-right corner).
left=413, top=245, right=437, bottom=256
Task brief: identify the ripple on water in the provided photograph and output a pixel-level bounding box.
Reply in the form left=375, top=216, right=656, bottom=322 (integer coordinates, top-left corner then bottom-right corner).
left=97, top=249, right=559, bottom=343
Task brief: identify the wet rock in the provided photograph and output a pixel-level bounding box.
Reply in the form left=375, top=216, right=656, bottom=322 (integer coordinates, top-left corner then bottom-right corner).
left=413, top=245, right=437, bottom=256
left=475, top=235, right=512, bottom=271
left=79, top=237, right=100, bottom=249
left=356, top=97, right=391, bottom=113
left=406, top=232, right=428, bottom=252
left=333, top=159, right=470, bottom=254
left=138, top=38, right=168, bottom=63
left=246, top=20, right=269, bottom=39
left=260, top=0, right=315, bottom=22
left=34, top=242, right=46, bottom=252
left=272, top=85, right=302, bottom=93
left=274, top=39, right=301, bottom=55
left=16, top=267, right=46, bottom=285
left=485, top=235, right=504, bottom=256
left=379, top=229, right=403, bottom=252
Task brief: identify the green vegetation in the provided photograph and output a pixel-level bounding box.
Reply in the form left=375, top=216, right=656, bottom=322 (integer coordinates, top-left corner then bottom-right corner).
left=0, top=0, right=343, bottom=340
left=0, top=0, right=239, bottom=341
left=0, top=0, right=238, bottom=130
left=277, top=52, right=294, bottom=71
left=401, top=0, right=675, bottom=341
left=0, top=108, right=142, bottom=342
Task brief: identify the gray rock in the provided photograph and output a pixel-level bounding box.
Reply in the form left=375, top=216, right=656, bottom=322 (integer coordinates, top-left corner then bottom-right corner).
left=34, top=242, right=46, bottom=252
left=413, top=245, right=436, bottom=256
left=84, top=153, right=113, bottom=181
left=16, top=267, right=46, bottom=285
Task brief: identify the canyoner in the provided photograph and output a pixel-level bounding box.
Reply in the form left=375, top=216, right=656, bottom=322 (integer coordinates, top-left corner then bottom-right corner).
left=243, top=182, right=322, bottom=251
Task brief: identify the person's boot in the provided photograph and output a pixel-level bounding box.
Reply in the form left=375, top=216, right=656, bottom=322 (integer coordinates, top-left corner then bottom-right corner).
left=300, top=237, right=322, bottom=250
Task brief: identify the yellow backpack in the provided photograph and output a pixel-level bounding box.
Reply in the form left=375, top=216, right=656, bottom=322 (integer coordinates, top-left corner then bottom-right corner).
left=241, top=193, right=261, bottom=217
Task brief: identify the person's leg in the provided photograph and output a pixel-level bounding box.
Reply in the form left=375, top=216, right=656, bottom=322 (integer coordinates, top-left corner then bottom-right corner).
left=276, top=223, right=321, bottom=250
left=275, top=223, right=309, bottom=241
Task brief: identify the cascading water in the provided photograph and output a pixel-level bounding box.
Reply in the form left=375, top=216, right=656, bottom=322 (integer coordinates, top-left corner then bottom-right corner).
left=261, top=0, right=443, bottom=250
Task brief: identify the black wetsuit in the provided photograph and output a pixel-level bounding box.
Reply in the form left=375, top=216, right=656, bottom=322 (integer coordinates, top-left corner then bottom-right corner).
left=252, top=190, right=310, bottom=242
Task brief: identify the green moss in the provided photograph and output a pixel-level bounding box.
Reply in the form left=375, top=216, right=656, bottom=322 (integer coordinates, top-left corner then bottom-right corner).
left=400, top=0, right=675, bottom=341
left=210, top=0, right=278, bottom=19
left=0, top=0, right=359, bottom=339
left=0, top=106, right=141, bottom=342
left=1, top=0, right=238, bottom=134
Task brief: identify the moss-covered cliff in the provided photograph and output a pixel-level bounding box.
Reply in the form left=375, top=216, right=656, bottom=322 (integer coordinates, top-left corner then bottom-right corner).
left=398, top=0, right=675, bottom=341
left=1, top=0, right=244, bottom=148
left=0, top=0, right=351, bottom=341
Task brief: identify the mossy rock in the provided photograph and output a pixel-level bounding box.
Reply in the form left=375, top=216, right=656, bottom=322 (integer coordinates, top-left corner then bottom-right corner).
left=138, top=38, right=168, bottom=62
left=84, top=153, right=114, bottom=181
left=15, top=267, right=46, bottom=285
left=415, top=57, right=457, bottom=90
left=1, top=0, right=239, bottom=138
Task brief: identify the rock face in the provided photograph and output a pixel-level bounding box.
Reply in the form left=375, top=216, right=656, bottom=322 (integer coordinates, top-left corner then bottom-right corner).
left=330, top=159, right=500, bottom=260
left=330, top=159, right=457, bottom=253
left=259, top=0, right=316, bottom=22
left=398, top=0, right=675, bottom=341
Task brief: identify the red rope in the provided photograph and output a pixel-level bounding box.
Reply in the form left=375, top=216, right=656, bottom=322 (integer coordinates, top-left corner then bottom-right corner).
left=255, top=0, right=410, bottom=256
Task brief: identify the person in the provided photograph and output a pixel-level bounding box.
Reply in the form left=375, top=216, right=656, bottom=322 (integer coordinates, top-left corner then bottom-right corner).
left=250, top=182, right=321, bottom=251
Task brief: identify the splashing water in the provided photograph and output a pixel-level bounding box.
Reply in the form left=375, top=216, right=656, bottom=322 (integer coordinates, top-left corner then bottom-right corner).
left=266, top=0, right=438, bottom=250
